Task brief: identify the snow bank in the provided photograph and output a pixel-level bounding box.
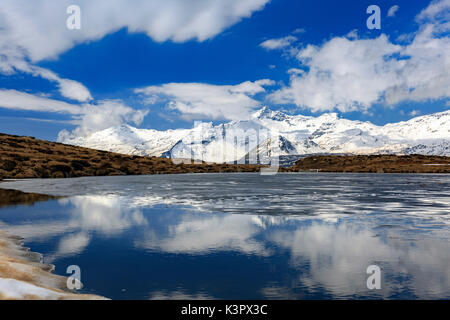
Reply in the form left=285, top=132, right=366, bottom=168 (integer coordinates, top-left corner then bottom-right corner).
left=0, top=230, right=107, bottom=300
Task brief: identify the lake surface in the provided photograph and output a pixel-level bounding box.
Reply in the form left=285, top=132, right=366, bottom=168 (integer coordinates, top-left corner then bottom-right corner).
left=0, top=173, right=449, bottom=300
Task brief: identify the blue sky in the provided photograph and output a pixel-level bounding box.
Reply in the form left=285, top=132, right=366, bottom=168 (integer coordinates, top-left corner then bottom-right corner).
left=0, top=0, right=449, bottom=141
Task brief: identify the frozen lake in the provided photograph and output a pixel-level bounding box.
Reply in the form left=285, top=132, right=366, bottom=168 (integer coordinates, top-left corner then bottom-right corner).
left=0, top=173, right=449, bottom=299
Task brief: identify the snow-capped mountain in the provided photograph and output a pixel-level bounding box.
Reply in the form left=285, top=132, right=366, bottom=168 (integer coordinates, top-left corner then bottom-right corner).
left=61, top=107, right=450, bottom=164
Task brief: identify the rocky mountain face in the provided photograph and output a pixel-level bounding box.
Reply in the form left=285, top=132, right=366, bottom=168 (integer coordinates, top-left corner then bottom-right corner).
left=61, top=107, right=450, bottom=164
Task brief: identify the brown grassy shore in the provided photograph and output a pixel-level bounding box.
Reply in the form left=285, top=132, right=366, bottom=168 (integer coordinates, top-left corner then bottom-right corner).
left=0, top=132, right=262, bottom=180
left=281, top=154, right=450, bottom=174
left=1, top=133, right=449, bottom=178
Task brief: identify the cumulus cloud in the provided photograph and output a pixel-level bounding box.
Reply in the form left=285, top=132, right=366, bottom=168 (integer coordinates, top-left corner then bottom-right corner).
left=388, top=5, right=400, bottom=17
left=0, top=0, right=269, bottom=63
left=260, top=36, right=298, bottom=50
left=269, top=35, right=403, bottom=112
left=0, top=88, right=147, bottom=140
left=58, top=100, right=149, bottom=140
left=0, top=0, right=268, bottom=103
left=0, top=89, right=147, bottom=139
left=135, top=80, right=274, bottom=120
left=269, top=0, right=450, bottom=113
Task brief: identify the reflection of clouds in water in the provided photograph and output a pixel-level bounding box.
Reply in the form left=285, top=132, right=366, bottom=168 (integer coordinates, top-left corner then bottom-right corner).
left=44, top=232, right=91, bottom=263
left=2, top=190, right=449, bottom=299
left=136, top=210, right=450, bottom=298
left=3, top=195, right=148, bottom=262
left=266, top=223, right=450, bottom=299
left=46, top=196, right=147, bottom=261
left=60, top=196, right=147, bottom=235
left=57, top=232, right=90, bottom=255
left=5, top=222, right=76, bottom=242
left=136, top=214, right=270, bottom=256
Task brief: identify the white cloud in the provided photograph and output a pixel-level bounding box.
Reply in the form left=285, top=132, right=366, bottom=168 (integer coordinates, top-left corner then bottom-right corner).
left=1, top=61, right=92, bottom=102
left=269, top=1, right=450, bottom=113
left=287, top=68, right=304, bottom=76
left=59, top=100, right=149, bottom=139
left=416, top=0, right=450, bottom=22
left=269, top=35, right=403, bottom=112
left=135, top=80, right=274, bottom=120
left=27, top=65, right=92, bottom=102
left=0, top=89, right=82, bottom=114
left=27, top=66, right=92, bottom=102
left=57, top=79, right=93, bottom=102
left=0, top=0, right=268, bottom=103
left=260, top=36, right=298, bottom=50
left=0, top=89, right=147, bottom=138
left=0, top=0, right=269, bottom=63
left=387, top=5, right=400, bottom=17
left=292, top=28, right=306, bottom=34
left=346, top=29, right=358, bottom=40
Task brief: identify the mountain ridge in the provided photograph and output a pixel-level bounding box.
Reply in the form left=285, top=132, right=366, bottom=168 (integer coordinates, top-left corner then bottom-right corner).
left=61, top=108, right=450, bottom=163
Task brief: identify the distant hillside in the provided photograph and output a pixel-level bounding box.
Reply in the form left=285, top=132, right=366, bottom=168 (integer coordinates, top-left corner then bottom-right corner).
left=0, top=133, right=261, bottom=179
left=1, top=133, right=449, bottom=179
left=282, top=155, right=450, bottom=174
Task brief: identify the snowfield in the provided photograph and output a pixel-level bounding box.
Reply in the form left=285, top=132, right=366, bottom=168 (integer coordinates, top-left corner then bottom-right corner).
left=61, top=107, right=450, bottom=163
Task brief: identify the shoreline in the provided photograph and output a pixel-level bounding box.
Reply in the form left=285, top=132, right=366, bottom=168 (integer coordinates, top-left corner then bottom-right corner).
left=0, top=229, right=107, bottom=300
left=0, top=189, right=107, bottom=300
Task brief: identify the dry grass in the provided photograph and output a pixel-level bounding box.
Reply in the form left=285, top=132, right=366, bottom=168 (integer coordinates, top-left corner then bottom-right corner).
left=0, top=133, right=262, bottom=179
left=1, top=133, right=449, bottom=177
left=281, top=154, right=450, bottom=173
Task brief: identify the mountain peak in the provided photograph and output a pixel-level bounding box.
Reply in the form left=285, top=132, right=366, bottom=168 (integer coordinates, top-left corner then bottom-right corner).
left=252, top=107, right=288, bottom=121
left=64, top=109, right=450, bottom=160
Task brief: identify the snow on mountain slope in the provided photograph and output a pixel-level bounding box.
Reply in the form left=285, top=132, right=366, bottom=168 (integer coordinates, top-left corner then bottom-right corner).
left=61, top=107, right=450, bottom=162
left=64, top=124, right=190, bottom=157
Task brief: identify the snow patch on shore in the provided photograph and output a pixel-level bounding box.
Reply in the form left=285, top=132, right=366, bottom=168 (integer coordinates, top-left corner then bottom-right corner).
left=0, top=230, right=107, bottom=300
